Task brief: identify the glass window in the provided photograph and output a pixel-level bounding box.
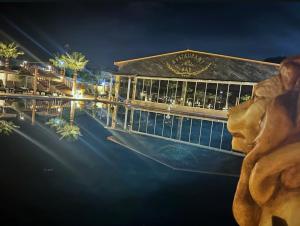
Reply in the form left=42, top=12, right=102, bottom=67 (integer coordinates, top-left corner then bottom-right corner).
left=215, top=84, right=229, bottom=110
left=204, top=83, right=217, bottom=109
left=185, top=82, right=196, bottom=107
left=239, top=85, right=253, bottom=104
left=158, top=80, right=168, bottom=103
left=194, top=82, right=206, bottom=108
left=143, top=79, right=152, bottom=102
left=135, top=79, right=144, bottom=100
left=228, top=84, right=241, bottom=108
left=167, top=81, right=177, bottom=105
left=151, top=80, right=159, bottom=102
left=119, top=77, right=128, bottom=101
left=175, top=81, right=183, bottom=105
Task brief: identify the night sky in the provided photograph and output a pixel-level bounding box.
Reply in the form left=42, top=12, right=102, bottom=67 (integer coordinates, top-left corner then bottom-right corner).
left=1, top=0, right=300, bottom=70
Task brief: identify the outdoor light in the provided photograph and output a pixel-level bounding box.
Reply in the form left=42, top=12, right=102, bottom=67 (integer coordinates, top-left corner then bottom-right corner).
left=58, top=107, right=62, bottom=112
left=47, top=65, right=52, bottom=71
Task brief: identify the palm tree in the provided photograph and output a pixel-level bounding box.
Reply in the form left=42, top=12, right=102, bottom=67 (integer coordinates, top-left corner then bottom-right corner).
left=49, top=54, right=66, bottom=81
left=0, top=42, right=24, bottom=86
left=61, top=52, right=88, bottom=96
left=0, top=120, right=19, bottom=135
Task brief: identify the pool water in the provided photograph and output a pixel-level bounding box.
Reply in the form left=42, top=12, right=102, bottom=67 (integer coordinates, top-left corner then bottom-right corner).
left=0, top=98, right=241, bottom=226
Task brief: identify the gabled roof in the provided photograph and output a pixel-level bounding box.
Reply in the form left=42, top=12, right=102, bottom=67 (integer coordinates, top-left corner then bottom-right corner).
left=114, top=49, right=280, bottom=82
left=114, top=49, right=279, bottom=67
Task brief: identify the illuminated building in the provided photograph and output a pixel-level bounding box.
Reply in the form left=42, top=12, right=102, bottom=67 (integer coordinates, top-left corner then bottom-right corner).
left=106, top=50, right=279, bottom=153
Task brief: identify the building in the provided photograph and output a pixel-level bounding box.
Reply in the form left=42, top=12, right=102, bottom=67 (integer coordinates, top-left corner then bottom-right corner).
left=112, top=49, right=279, bottom=119
left=106, top=50, right=279, bottom=154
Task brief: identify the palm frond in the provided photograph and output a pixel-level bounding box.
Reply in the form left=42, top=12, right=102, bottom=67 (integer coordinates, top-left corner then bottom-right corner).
left=0, top=42, right=24, bottom=59
left=56, top=124, right=82, bottom=140
left=61, top=52, right=88, bottom=72
left=0, top=120, right=19, bottom=135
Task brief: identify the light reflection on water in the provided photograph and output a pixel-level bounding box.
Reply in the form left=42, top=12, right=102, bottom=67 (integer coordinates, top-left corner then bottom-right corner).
left=0, top=97, right=242, bottom=225
left=0, top=97, right=242, bottom=177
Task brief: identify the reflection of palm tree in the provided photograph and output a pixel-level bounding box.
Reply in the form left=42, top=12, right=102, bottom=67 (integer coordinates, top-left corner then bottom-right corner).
left=0, top=120, right=19, bottom=135
left=56, top=124, right=82, bottom=140
left=45, top=101, right=82, bottom=140
left=46, top=117, right=66, bottom=129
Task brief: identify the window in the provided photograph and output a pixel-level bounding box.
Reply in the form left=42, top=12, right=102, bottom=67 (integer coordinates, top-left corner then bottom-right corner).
left=185, top=82, right=196, bottom=107
left=228, top=84, right=241, bottom=108
left=239, top=85, right=253, bottom=104
left=135, top=79, right=144, bottom=100
left=194, top=82, right=206, bottom=108
left=215, top=84, right=229, bottom=110
left=167, top=81, right=177, bottom=104
left=204, top=83, right=217, bottom=109
left=158, top=80, right=168, bottom=103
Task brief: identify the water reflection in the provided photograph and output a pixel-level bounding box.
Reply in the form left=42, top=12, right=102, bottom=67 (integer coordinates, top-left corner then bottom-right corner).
left=0, top=97, right=243, bottom=176
left=0, top=120, right=19, bottom=135
left=88, top=102, right=243, bottom=176
left=45, top=101, right=82, bottom=140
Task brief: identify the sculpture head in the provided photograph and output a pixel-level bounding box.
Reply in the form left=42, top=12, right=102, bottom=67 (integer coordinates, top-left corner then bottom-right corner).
left=228, top=56, right=300, bottom=155
left=227, top=56, right=300, bottom=226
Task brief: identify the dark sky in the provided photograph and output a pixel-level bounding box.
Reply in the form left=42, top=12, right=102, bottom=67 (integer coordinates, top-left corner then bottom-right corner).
left=1, top=0, right=300, bottom=70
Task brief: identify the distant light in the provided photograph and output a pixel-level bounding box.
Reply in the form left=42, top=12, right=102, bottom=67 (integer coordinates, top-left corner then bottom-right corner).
left=58, top=107, right=62, bottom=112
left=48, top=65, right=52, bottom=71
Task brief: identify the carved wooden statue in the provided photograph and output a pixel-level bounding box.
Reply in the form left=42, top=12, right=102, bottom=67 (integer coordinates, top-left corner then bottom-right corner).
left=227, top=56, right=300, bottom=226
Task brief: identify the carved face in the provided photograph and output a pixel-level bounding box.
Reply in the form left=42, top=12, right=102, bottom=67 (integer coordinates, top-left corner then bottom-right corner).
left=227, top=76, right=284, bottom=153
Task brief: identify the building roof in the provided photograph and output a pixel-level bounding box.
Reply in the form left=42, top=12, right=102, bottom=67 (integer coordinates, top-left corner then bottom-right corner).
left=114, top=49, right=280, bottom=82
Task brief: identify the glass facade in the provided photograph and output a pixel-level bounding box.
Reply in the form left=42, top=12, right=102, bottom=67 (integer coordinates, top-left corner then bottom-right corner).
left=119, top=77, right=255, bottom=110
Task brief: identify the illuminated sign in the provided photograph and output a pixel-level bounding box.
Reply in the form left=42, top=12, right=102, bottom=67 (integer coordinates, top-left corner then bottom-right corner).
left=166, top=53, right=212, bottom=77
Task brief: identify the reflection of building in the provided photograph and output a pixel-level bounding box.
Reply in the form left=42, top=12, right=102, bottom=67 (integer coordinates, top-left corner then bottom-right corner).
left=112, top=50, right=279, bottom=119
left=107, top=104, right=237, bottom=154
